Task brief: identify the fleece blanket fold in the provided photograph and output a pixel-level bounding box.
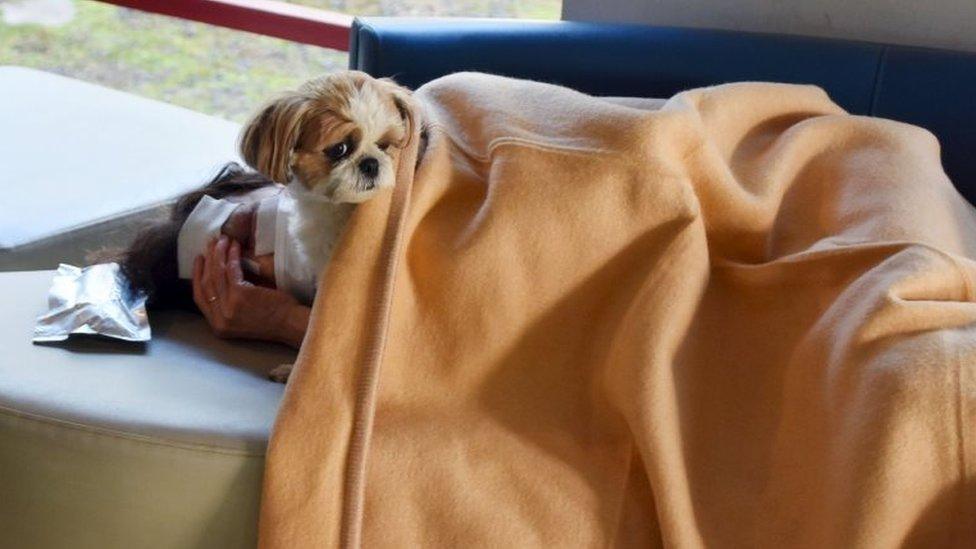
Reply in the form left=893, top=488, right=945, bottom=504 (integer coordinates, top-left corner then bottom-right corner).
left=259, top=74, right=976, bottom=548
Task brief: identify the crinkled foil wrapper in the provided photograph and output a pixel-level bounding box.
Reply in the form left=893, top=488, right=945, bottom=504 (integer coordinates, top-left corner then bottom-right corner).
left=33, top=263, right=151, bottom=343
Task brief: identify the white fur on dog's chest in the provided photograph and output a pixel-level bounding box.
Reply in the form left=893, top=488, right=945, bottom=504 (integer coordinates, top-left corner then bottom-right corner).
left=290, top=198, right=354, bottom=285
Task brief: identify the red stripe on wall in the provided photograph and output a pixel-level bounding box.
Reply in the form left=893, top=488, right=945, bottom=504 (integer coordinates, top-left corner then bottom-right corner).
left=97, top=0, right=353, bottom=51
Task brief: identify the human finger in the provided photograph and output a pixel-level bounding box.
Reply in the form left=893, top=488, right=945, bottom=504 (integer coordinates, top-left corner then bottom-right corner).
left=226, top=239, right=249, bottom=287
left=210, top=236, right=232, bottom=315
left=192, top=255, right=221, bottom=323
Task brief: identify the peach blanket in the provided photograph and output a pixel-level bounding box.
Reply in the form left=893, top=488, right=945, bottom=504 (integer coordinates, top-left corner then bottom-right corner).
left=259, top=74, right=976, bottom=547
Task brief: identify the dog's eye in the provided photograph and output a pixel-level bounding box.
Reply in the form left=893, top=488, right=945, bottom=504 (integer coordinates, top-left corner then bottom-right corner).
left=377, top=141, right=391, bottom=152
left=324, top=142, right=349, bottom=161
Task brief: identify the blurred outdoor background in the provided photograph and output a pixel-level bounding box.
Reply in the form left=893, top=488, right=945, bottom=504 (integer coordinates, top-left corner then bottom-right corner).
left=0, top=0, right=561, bottom=121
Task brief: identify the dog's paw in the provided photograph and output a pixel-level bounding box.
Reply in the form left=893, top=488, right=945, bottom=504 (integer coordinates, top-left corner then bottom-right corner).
left=268, top=363, right=293, bottom=384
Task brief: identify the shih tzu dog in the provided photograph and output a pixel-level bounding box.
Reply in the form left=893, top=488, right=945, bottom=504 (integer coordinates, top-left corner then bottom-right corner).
left=238, top=71, right=417, bottom=381
left=240, top=70, right=415, bottom=278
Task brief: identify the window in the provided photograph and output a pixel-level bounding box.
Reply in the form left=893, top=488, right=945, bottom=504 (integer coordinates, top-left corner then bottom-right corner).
left=0, top=0, right=561, bottom=121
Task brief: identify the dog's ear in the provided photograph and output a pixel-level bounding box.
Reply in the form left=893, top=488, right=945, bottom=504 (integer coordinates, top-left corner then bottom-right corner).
left=239, top=93, right=312, bottom=184
left=378, top=78, right=417, bottom=144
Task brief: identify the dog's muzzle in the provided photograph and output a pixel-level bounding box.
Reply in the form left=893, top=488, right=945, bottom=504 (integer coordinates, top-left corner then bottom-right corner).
left=359, top=157, right=379, bottom=179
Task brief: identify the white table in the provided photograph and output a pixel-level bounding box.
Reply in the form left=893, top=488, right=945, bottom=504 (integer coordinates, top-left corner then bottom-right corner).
left=0, top=66, right=242, bottom=270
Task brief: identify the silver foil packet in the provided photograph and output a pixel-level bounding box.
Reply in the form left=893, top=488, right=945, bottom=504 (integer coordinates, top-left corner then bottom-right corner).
left=33, top=263, right=151, bottom=343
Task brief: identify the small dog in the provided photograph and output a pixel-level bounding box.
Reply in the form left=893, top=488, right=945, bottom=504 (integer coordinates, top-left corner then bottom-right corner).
left=240, top=70, right=414, bottom=273
left=238, top=71, right=415, bottom=381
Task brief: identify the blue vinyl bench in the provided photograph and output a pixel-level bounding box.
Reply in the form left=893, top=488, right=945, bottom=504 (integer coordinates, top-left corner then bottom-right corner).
left=349, top=18, right=976, bottom=206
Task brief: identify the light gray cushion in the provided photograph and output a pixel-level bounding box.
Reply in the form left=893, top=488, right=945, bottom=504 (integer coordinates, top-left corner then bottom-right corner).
left=0, top=270, right=292, bottom=548
left=0, top=66, right=242, bottom=271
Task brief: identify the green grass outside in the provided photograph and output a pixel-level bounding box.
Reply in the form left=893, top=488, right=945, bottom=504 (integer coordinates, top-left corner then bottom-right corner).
left=0, top=0, right=560, bottom=122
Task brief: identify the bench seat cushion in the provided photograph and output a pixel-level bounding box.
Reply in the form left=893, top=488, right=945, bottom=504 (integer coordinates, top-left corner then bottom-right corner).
left=0, top=270, right=290, bottom=548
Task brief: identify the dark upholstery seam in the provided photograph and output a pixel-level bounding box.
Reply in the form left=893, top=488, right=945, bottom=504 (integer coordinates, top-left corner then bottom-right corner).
left=348, top=18, right=361, bottom=69
left=357, top=20, right=381, bottom=75
left=869, top=45, right=889, bottom=116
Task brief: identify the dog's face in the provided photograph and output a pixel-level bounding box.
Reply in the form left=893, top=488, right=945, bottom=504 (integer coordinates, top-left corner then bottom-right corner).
left=239, top=71, right=412, bottom=204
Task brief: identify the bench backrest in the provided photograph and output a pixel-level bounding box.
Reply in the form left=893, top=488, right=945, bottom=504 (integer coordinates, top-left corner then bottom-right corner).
left=350, top=18, right=976, bottom=204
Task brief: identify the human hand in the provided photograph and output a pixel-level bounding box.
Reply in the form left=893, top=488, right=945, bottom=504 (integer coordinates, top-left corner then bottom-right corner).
left=192, top=235, right=310, bottom=348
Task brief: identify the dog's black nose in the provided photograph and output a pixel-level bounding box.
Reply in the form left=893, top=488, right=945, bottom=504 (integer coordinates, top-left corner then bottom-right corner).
left=358, top=157, right=379, bottom=178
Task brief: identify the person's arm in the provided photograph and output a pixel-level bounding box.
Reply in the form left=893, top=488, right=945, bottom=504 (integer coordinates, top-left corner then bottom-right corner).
left=192, top=235, right=310, bottom=348
left=274, top=300, right=311, bottom=349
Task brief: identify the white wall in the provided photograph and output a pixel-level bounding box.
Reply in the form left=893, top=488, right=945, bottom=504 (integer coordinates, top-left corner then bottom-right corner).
left=562, top=0, right=976, bottom=53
